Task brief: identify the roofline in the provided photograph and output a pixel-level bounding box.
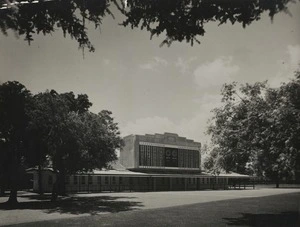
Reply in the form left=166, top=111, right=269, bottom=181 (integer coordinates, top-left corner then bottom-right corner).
left=66, top=171, right=252, bottom=178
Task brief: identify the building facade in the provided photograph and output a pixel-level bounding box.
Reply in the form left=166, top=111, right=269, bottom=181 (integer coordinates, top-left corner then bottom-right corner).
left=28, top=133, right=253, bottom=193
left=120, top=133, right=201, bottom=173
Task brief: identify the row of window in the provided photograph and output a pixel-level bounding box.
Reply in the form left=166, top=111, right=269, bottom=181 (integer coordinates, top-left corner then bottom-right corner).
left=139, top=145, right=199, bottom=168
left=64, top=176, right=121, bottom=185
left=161, top=178, right=226, bottom=184
left=48, top=176, right=226, bottom=185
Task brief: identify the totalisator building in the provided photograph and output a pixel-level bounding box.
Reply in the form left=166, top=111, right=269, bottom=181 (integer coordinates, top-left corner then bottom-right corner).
left=28, top=133, right=252, bottom=192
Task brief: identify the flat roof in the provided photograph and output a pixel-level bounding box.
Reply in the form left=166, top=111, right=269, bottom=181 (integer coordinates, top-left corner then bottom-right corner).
left=27, top=167, right=251, bottom=178
left=77, top=170, right=251, bottom=178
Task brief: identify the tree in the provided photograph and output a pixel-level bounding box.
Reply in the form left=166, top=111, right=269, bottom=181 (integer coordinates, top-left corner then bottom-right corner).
left=0, top=137, right=9, bottom=196
left=0, top=0, right=298, bottom=51
left=206, top=72, right=300, bottom=187
left=0, top=81, right=123, bottom=203
left=0, top=81, right=32, bottom=204
left=29, top=90, right=122, bottom=199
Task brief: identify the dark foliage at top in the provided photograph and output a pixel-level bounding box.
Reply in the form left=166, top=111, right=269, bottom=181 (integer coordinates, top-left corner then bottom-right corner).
left=0, top=0, right=297, bottom=51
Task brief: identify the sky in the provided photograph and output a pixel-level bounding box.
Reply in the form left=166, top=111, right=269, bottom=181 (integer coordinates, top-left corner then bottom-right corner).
left=0, top=2, right=299, bottom=145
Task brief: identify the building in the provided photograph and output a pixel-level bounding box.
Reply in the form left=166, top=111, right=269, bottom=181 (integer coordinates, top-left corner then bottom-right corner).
left=120, top=133, right=201, bottom=174
left=28, top=133, right=253, bottom=193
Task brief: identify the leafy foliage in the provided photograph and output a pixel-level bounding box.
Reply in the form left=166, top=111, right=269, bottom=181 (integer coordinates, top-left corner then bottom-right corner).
left=0, top=81, right=32, bottom=203
left=0, top=0, right=298, bottom=50
left=0, top=0, right=113, bottom=51
left=0, top=81, right=123, bottom=201
left=205, top=72, right=300, bottom=185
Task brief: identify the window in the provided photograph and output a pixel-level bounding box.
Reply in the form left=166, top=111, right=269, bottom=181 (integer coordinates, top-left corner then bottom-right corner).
left=201, top=178, right=205, bottom=184
left=112, top=176, right=116, bottom=184
left=105, top=176, right=109, bottom=184
left=81, top=176, right=85, bottom=184
left=119, top=177, right=123, bottom=184
left=48, top=175, right=53, bottom=185
left=97, top=176, right=101, bottom=185
left=88, top=175, right=92, bottom=184
left=139, top=145, right=145, bottom=166
left=74, top=176, right=78, bottom=185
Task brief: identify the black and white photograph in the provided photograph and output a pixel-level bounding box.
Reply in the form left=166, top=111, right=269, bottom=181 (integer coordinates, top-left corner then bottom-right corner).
left=0, top=0, right=300, bottom=226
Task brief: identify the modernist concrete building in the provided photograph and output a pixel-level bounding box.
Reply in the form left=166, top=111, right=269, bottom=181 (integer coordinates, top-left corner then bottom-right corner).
left=28, top=133, right=253, bottom=193
left=120, top=133, right=201, bottom=173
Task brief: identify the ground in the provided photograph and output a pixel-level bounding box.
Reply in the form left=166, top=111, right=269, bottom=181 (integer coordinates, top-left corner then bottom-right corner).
left=0, top=187, right=300, bottom=226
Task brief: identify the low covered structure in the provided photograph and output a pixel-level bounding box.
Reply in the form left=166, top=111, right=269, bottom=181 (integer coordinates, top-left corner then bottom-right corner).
left=28, top=133, right=254, bottom=193
left=28, top=167, right=253, bottom=193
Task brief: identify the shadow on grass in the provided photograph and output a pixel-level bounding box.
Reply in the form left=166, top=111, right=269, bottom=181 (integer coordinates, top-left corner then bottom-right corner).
left=224, top=211, right=299, bottom=226
left=1, top=191, right=300, bottom=227
left=0, top=194, right=143, bottom=215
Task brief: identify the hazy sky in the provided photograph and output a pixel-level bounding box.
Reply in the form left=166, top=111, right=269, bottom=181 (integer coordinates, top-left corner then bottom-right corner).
left=0, top=2, right=299, bottom=144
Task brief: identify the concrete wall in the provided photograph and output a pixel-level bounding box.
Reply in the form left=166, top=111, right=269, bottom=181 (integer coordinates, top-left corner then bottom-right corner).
left=137, top=132, right=201, bottom=148
left=120, top=135, right=137, bottom=169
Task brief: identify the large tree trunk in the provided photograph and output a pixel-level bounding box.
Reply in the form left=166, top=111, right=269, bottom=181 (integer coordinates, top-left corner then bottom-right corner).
left=51, top=181, right=58, bottom=202
left=7, top=188, right=18, bottom=204
left=275, top=172, right=280, bottom=188
left=0, top=177, right=5, bottom=197
left=58, top=170, right=66, bottom=196
left=7, top=167, right=18, bottom=205
left=38, top=165, right=43, bottom=195
left=0, top=187, right=5, bottom=197
left=51, top=169, right=66, bottom=201
left=7, top=148, right=19, bottom=205
left=276, top=179, right=280, bottom=188
left=51, top=172, right=59, bottom=202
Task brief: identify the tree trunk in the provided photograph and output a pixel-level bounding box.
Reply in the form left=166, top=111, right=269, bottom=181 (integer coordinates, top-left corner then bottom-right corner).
left=7, top=170, right=18, bottom=205
left=7, top=149, right=19, bottom=205
left=38, top=165, right=43, bottom=195
left=7, top=188, right=18, bottom=204
left=51, top=172, right=59, bottom=202
left=51, top=180, right=58, bottom=202
left=58, top=171, right=66, bottom=196
left=275, top=173, right=280, bottom=188
left=0, top=177, right=5, bottom=196
left=0, top=185, right=5, bottom=197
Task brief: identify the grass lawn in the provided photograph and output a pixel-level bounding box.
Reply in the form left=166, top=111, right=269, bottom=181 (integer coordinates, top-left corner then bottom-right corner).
left=1, top=189, right=300, bottom=227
